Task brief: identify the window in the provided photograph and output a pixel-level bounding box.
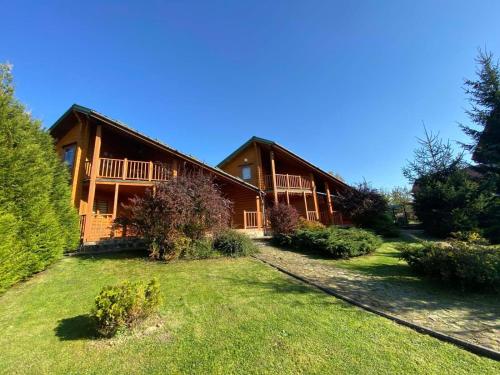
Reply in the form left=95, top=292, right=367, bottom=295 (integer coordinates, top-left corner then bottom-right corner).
left=63, top=144, right=76, bottom=172
left=93, top=200, right=109, bottom=215
left=241, top=165, right=252, bottom=180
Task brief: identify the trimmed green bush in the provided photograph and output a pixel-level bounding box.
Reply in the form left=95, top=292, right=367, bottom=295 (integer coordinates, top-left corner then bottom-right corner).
left=213, top=230, right=258, bottom=257
left=400, top=241, right=500, bottom=291
left=291, top=227, right=382, bottom=258
left=181, top=238, right=216, bottom=259
left=92, top=279, right=162, bottom=337
left=0, top=64, right=79, bottom=293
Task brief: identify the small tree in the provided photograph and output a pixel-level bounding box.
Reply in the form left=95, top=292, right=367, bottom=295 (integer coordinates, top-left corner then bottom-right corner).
left=268, top=203, right=299, bottom=241
left=403, top=126, right=489, bottom=238
left=335, top=182, right=398, bottom=236
left=121, top=171, right=232, bottom=260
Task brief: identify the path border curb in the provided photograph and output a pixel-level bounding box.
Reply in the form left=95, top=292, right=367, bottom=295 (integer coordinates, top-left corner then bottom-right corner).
left=253, top=255, right=500, bottom=361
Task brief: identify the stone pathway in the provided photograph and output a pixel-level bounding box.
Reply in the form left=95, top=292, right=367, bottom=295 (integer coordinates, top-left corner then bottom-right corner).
left=254, top=243, right=500, bottom=352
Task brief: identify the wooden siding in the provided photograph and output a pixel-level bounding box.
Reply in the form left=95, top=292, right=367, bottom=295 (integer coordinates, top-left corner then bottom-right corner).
left=220, top=143, right=261, bottom=188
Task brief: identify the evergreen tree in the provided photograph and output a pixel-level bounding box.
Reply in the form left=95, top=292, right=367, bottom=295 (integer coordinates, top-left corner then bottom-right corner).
left=403, top=127, right=488, bottom=237
left=0, top=63, right=79, bottom=292
left=461, top=50, right=500, bottom=174
left=461, top=50, right=500, bottom=242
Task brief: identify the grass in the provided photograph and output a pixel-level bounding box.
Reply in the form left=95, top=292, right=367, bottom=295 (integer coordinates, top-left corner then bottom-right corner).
left=0, top=252, right=499, bottom=374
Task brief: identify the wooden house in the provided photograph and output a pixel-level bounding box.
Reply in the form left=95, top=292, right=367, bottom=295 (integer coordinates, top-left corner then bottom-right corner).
left=50, top=105, right=264, bottom=243
left=217, top=137, right=351, bottom=226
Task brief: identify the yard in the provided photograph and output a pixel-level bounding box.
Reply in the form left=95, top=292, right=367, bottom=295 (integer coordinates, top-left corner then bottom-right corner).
left=0, top=252, right=498, bottom=374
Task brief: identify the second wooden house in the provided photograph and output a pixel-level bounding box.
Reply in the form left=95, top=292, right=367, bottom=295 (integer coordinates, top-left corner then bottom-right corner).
left=218, top=136, right=351, bottom=226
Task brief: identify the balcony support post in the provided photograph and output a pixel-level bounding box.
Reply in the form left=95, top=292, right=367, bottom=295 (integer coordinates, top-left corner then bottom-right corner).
left=311, top=174, right=319, bottom=221
left=122, top=158, right=128, bottom=179
left=83, top=124, right=102, bottom=242
left=324, top=182, right=334, bottom=224
left=243, top=210, right=247, bottom=229
left=303, top=191, right=308, bottom=219
left=270, top=150, right=278, bottom=204
left=148, top=161, right=153, bottom=181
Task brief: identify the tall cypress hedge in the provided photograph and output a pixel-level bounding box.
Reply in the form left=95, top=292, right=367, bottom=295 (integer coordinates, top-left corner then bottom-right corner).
left=0, top=64, right=79, bottom=293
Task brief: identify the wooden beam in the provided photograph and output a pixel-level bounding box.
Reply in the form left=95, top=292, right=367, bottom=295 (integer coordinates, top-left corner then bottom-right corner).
left=253, top=141, right=263, bottom=189
left=73, top=113, right=90, bottom=210
left=112, top=183, right=119, bottom=220
left=325, top=182, right=334, bottom=224
left=256, top=195, right=262, bottom=228
left=172, top=159, right=178, bottom=178
left=83, top=124, right=102, bottom=241
left=311, top=173, right=319, bottom=220
left=303, top=191, right=308, bottom=219
left=270, top=150, right=278, bottom=204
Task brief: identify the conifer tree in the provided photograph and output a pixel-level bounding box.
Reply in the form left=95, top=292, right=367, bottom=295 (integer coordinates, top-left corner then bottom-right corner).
left=0, top=63, right=79, bottom=292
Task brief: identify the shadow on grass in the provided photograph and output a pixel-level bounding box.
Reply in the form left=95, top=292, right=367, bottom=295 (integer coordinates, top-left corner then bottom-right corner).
left=54, top=314, right=97, bottom=341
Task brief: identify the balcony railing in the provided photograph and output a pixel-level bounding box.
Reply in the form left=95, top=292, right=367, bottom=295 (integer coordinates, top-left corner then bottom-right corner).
left=244, top=210, right=259, bottom=229
left=85, top=158, right=171, bottom=182
left=264, top=174, right=313, bottom=191
left=306, top=211, right=319, bottom=221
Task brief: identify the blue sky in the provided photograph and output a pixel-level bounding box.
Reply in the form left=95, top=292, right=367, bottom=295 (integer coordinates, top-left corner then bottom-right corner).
left=2, top=1, right=500, bottom=189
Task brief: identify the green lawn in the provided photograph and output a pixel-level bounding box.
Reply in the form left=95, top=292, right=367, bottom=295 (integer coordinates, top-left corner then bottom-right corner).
left=0, top=253, right=498, bottom=374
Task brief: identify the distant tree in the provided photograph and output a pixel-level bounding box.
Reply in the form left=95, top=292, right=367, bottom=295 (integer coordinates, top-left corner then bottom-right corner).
left=0, top=63, right=79, bottom=292
left=403, top=126, right=464, bottom=182
left=460, top=49, right=500, bottom=242
left=385, top=186, right=415, bottom=225
left=403, top=126, right=488, bottom=237
left=335, top=182, right=399, bottom=236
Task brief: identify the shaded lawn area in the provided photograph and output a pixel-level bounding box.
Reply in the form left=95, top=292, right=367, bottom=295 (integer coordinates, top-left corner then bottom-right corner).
left=0, top=253, right=498, bottom=374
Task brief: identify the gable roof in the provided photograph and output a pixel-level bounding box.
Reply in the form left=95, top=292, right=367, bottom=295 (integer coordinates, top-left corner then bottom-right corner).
left=50, top=104, right=261, bottom=192
left=217, top=136, right=350, bottom=189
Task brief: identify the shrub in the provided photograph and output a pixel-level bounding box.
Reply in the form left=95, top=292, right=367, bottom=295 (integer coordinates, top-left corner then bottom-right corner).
left=92, top=278, right=162, bottom=337
left=121, top=171, right=232, bottom=260
left=0, top=64, right=79, bottom=293
left=449, top=231, right=489, bottom=245
left=269, top=203, right=299, bottom=244
left=335, top=182, right=399, bottom=236
left=399, top=241, right=500, bottom=291
left=413, top=169, right=489, bottom=238
left=181, top=238, right=216, bottom=259
left=291, top=227, right=382, bottom=258
left=213, top=230, right=258, bottom=257
left=297, top=218, right=325, bottom=231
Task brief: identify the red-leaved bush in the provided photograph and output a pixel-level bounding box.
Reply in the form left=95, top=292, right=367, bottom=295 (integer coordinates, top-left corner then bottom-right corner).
left=119, top=170, right=232, bottom=260
left=268, top=203, right=299, bottom=239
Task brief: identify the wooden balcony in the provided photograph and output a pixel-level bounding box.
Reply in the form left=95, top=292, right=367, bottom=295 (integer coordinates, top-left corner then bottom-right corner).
left=85, top=157, right=171, bottom=183
left=264, top=174, right=313, bottom=192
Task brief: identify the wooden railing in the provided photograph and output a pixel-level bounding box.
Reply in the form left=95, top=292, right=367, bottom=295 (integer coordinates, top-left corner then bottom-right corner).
left=85, top=158, right=171, bottom=182
left=243, top=211, right=259, bottom=229
left=264, top=174, right=313, bottom=191
left=306, top=211, right=319, bottom=221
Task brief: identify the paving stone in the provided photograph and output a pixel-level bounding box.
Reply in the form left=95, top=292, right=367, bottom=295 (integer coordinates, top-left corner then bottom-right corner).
left=255, top=244, right=500, bottom=352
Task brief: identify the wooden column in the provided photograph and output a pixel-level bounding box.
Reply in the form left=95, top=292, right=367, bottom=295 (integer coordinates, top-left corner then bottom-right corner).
left=148, top=161, right=153, bottom=181
left=311, top=174, right=319, bottom=220
left=256, top=195, right=262, bottom=228
left=83, top=124, right=102, bottom=241
left=122, top=158, right=128, bottom=179
left=303, top=191, right=309, bottom=219
left=73, top=113, right=90, bottom=209
left=243, top=210, right=247, bottom=229
left=285, top=174, right=290, bottom=205
left=254, top=142, right=263, bottom=189
left=270, top=150, right=278, bottom=204
left=112, top=183, right=120, bottom=220
left=324, top=182, right=334, bottom=224
left=172, top=159, right=178, bottom=178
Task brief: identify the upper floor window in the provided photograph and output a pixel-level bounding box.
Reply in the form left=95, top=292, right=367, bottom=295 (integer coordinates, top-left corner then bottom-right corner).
left=63, top=144, right=76, bottom=172
left=241, top=165, right=252, bottom=180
